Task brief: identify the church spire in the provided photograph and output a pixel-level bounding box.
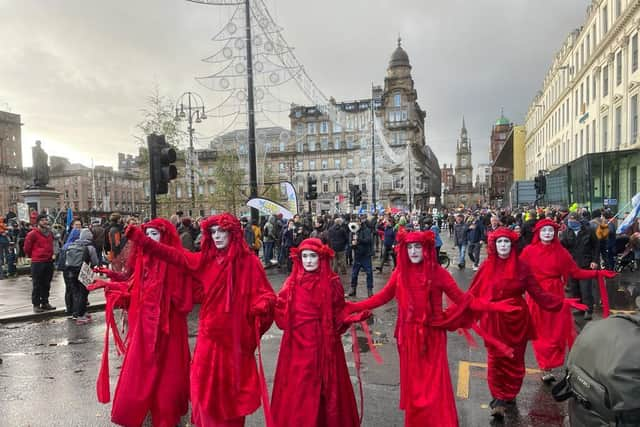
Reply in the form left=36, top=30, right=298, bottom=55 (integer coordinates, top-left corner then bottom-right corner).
left=462, top=115, right=466, bottom=131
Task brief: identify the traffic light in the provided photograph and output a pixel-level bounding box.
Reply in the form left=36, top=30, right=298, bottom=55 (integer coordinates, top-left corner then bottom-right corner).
left=148, top=134, right=177, bottom=195
left=353, top=185, right=362, bottom=206
left=307, top=175, right=318, bottom=200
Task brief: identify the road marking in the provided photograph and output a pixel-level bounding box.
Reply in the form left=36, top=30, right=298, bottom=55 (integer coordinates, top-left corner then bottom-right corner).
left=456, top=361, right=542, bottom=399
left=609, top=309, right=637, bottom=314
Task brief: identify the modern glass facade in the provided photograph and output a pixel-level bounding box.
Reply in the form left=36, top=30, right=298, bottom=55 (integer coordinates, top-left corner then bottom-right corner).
left=546, top=149, right=640, bottom=213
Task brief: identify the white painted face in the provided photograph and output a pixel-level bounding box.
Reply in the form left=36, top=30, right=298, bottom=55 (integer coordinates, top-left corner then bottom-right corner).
left=539, top=225, right=556, bottom=244
left=407, top=242, right=424, bottom=264
left=210, top=225, right=230, bottom=249
left=145, top=227, right=161, bottom=242
left=301, top=250, right=320, bottom=272
left=495, top=237, right=512, bottom=259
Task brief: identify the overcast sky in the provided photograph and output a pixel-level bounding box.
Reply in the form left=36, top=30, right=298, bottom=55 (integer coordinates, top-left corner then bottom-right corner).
left=1, top=0, right=589, bottom=171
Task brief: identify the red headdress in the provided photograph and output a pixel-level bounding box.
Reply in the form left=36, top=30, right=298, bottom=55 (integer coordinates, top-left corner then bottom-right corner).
left=468, top=227, right=519, bottom=300
left=531, top=218, right=561, bottom=246
left=393, top=230, right=438, bottom=325
left=289, top=237, right=335, bottom=279
left=199, top=213, right=249, bottom=263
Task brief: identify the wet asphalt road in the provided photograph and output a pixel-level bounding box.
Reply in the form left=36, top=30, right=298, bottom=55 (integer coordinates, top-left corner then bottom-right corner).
left=0, top=244, right=572, bottom=427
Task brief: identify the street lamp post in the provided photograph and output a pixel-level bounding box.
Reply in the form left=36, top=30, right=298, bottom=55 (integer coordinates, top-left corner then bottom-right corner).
left=175, top=92, right=207, bottom=213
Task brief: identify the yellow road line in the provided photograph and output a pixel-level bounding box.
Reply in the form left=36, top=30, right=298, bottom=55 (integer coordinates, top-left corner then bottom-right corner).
left=456, top=361, right=542, bottom=399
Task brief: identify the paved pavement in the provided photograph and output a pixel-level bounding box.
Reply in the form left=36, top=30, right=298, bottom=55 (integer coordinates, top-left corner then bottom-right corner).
left=0, top=268, right=107, bottom=323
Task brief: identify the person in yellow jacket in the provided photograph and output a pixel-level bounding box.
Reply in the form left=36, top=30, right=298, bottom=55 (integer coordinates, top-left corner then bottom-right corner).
left=251, top=219, right=262, bottom=256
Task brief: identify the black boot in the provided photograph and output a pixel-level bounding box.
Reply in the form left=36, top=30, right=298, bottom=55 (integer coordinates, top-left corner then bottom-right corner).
left=347, top=287, right=356, bottom=297
left=367, top=289, right=373, bottom=297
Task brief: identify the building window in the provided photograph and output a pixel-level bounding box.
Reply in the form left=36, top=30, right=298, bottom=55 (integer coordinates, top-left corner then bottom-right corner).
left=208, top=183, right=215, bottom=194
left=335, top=180, right=341, bottom=193
left=615, top=106, right=622, bottom=148
left=333, top=137, right=341, bottom=150
left=279, top=141, right=285, bottom=152
left=616, top=50, right=623, bottom=86
left=347, top=158, right=353, bottom=168
left=615, top=0, right=621, bottom=18
left=394, top=92, right=401, bottom=107
left=346, top=136, right=354, bottom=149
left=308, top=139, right=316, bottom=152
left=320, top=121, right=329, bottom=134
left=296, top=142, right=303, bottom=153
left=603, top=65, right=609, bottom=96
left=320, top=137, right=329, bottom=151
left=402, top=110, right=408, bottom=121
left=307, top=122, right=316, bottom=135
left=602, top=5, right=608, bottom=35
left=335, top=159, right=341, bottom=169
left=333, top=121, right=342, bottom=133
left=198, top=185, right=204, bottom=195
left=631, top=166, right=638, bottom=196
left=322, top=182, right=329, bottom=193
left=321, top=159, right=328, bottom=170
left=602, top=115, right=609, bottom=150
left=296, top=160, right=303, bottom=170
left=309, top=160, right=316, bottom=170
left=296, top=123, right=304, bottom=136
left=592, top=119, right=596, bottom=152
left=586, top=76, right=590, bottom=104
left=592, top=72, right=597, bottom=100
left=633, top=34, right=638, bottom=72
left=279, top=162, right=285, bottom=172
left=388, top=111, right=395, bottom=122
left=265, top=143, right=271, bottom=153
left=632, top=94, right=638, bottom=142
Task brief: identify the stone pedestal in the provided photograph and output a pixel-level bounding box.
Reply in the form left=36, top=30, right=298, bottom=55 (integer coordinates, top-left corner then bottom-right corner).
left=19, top=187, right=61, bottom=214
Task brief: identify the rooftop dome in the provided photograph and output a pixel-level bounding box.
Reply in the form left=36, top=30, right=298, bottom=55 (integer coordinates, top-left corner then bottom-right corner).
left=389, top=37, right=411, bottom=68
left=495, top=109, right=510, bottom=126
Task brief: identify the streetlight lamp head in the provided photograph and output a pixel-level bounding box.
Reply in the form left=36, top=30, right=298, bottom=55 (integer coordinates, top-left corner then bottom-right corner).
left=201, top=110, right=207, bottom=120
left=195, top=116, right=202, bottom=124
left=179, top=109, right=186, bottom=119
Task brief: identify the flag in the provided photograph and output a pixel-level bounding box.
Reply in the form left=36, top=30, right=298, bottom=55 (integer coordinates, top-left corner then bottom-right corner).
left=618, top=192, right=640, bottom=234
left=65, top=208, right=73, bottom=231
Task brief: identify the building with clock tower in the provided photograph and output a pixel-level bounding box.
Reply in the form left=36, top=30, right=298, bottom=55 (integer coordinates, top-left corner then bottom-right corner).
left=443, top=117, right=483, bottom=208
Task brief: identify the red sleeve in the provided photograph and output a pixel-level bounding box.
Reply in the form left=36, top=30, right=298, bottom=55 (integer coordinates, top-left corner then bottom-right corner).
left=331, top=276, right=347, bottom=332
left=349, top=270, right=398, bottom=312
left=248, top=258, right=276, bottom=335
left=437, top=268, right=466, bottom=304
left=135, top=234, right=201, bottom=271
left=274, top=278, right=292, bottom=330
left=566, top=255, right=598, bottom=280
left=24, top=231, right=33, bottom=257
left=521, top=264, right=564, bottom=312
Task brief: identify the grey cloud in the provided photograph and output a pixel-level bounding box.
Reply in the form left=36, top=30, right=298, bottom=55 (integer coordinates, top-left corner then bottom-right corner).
left=1, top=0, right=589, bottom=171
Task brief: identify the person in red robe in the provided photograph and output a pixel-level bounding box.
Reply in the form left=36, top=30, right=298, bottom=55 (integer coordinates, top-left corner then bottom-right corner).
left=90, top=217, right=194, bottom=427
left=345, top=230, right=518, bottom=427
left=271, top=238, right=370, bottom=427
left=125, top=213, right=276, bottom=427
left=466, top=227, right=586, bottom=419
left=520, top=218, right=616, bottom=383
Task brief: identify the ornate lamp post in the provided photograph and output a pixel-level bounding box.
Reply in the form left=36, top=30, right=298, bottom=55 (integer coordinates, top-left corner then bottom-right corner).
left=175, top=92, right=207, bottom=211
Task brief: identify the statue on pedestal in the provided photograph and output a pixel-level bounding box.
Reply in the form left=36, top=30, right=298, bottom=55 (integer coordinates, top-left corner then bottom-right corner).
left=32, top=141, right=50, bottom=187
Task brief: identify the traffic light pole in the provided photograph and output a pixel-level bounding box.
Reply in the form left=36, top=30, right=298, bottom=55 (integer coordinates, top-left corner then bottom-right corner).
left=148, top=135, right=158, bottom=219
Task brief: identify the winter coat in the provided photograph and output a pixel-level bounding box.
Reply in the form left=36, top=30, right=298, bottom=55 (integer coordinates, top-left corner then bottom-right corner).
left=559, top=223, right=599, bottom=268
left=351, top=225, right=372, bottom=260
left=24, top=228, right=54, bottom=262
left=453, top=222, right=468, bottom=246
left=383, top=225, right=396, bottom=247
left=327, top=223, right=349, bottom=252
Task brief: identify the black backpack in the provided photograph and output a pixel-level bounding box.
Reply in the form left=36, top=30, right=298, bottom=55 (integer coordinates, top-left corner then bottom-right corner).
left=552, top=314, right=640, bottom=426
left=65, top=243, right=88, bottom=269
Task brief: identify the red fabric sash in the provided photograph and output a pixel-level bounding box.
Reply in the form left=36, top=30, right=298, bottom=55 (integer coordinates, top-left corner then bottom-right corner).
left=254, top=317, right=274, bottom=427
left=350, top=321, right=384, bottom=425
left=597, top=274, right=610, bottom=318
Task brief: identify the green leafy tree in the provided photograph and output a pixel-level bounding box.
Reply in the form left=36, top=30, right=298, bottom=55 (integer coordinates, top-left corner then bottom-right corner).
left=211, top=151, right=246, bottom=215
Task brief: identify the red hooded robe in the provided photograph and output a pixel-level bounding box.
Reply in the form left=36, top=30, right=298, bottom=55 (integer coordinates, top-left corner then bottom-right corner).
left=520, top=218, right=607, bottom=370
left=467, top=227, right=564, bottom=402
left=126, top=213, right=276, bottom=427
left=92, top=218, right=193, bottom=427
left=271, top=238, right=362, bottom=427
left=347, top=230, right=477, bottom=427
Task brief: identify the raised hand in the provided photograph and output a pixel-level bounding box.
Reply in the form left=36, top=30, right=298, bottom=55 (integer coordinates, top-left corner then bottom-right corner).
left=124, top=224, right=144, bottom=242
left=344, top=310, right=372, bottom=324
left=564, top=298, right=588, bottom=311
left=599, top=270, right=617, bottom=279
left=489, top=299, right=522, bottom=314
